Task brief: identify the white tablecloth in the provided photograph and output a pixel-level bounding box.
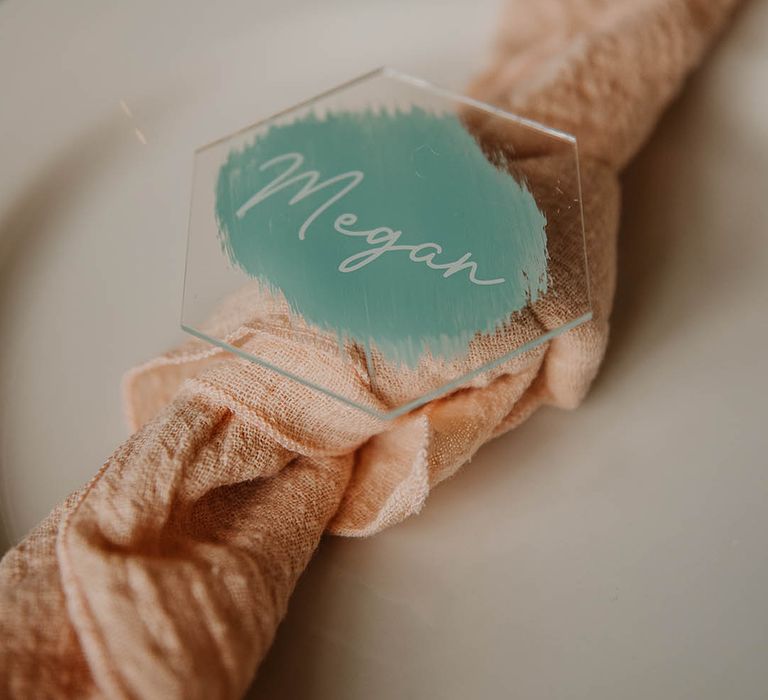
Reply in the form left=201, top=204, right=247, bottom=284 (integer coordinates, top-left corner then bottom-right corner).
left=1, top=1, right=766, bottom=697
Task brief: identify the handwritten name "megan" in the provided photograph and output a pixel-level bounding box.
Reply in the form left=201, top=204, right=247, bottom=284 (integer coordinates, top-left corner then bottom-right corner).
left=235, top=152, right=505, bottom=286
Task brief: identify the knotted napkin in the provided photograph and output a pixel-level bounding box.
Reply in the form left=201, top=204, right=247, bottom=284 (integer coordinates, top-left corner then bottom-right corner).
left=0, top=0, right=740, bottom=697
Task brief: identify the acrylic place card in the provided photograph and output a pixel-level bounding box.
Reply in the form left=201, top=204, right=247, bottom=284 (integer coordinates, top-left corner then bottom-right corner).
left=182, top=68, right=590, bottom=419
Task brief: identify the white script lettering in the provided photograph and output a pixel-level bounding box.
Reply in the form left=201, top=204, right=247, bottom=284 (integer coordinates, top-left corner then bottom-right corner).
left=236, top=152, right=505, bottom=286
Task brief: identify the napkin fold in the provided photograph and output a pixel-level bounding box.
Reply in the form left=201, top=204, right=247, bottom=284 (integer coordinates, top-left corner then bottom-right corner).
left=0, top=0, right=740, bottom=697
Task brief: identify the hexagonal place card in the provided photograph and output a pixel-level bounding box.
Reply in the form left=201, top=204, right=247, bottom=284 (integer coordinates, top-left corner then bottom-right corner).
left=181, top=68, right=590, bottom=419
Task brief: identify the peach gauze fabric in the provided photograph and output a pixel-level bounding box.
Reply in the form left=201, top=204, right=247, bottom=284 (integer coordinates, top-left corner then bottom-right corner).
left=0, top=0, right=741, bottom=697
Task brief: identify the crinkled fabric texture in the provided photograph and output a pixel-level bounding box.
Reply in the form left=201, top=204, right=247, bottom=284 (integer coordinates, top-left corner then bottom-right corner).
left=0, top=0, right=741, bottom=697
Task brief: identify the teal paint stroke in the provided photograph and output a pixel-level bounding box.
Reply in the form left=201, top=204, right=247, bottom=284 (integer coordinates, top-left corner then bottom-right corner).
left=215, top=108, right=548, bottom=367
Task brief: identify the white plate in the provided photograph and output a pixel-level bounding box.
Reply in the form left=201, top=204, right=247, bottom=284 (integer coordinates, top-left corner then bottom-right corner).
left=1, top=1, right=768, bottom=698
